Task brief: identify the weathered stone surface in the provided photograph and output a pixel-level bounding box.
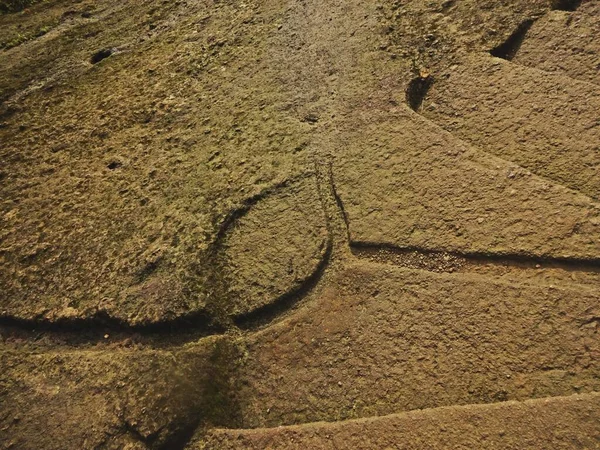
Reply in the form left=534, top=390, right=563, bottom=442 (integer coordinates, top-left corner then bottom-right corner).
left=515, top=1, right=600, bottom=85
left=238, top=262, right=600, bottom=427
left=0, top=0, right=598, bottom=448
left=421, top=56, right=600, bottom=199
left=199, top=393, right=600, bottom=449
left=333, top=109, right=600, bottom=259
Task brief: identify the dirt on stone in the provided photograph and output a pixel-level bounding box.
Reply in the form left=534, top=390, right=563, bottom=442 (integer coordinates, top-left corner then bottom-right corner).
left=0, top=0, right=599, bottom=449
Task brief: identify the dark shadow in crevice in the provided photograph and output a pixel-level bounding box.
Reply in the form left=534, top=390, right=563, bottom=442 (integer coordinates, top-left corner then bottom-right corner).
left=0, top=105, right=17, bottom=121
left=490, top=20, right=534, bottom=60
left=327, top=162, right=351, bottom=243
left=91, top=48, right=114, bottom=64
left=406, top=75, right=433, bottom=112
left=351, top=241, right=600, bottom=273
left=107, top=160, right=122, bottom=170
left=0, top=175, right=319, bottom=347
left=160, top=422, right=200, bottom=450
left=552, top=0, right=582, bottom=11
left=0, top=0, right=43, bottom=14
left=160, top=338, right=246, bottom=449
left=0, top=310, right=224, bottom=348
left=440, top=0, right=456, bottom=12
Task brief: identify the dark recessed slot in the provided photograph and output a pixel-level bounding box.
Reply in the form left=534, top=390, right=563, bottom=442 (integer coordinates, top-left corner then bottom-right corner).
left=490, top=20, right=534, bottom=61
left=107, top=161, right=122, bottom=170
left=91, top=48, right=114, bottom=64
left=552, top=0, right=582, bottom=11
left=406, top=75, right=433, bottom=112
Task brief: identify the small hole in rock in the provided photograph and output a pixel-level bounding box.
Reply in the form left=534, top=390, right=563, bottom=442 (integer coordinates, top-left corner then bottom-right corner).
left=107, top=161, right=122, bottom=170
left=406, top=75, right=433, bottom=111
left=91, top=48, right=114, bottom=64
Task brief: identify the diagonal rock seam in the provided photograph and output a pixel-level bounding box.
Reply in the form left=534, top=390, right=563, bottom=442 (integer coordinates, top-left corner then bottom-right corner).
left=490, top=0, right=584, bottom=61
left=406, top=4, right=600, bottom=200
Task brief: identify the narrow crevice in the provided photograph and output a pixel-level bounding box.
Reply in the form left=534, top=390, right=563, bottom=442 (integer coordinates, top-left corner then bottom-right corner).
left=313, top=157, right=352, bottom=255
left=490, top=20, right=534, bottom=60
left=406, top=75, right=433, bottom=111
left=552, top=0, right=582, bottom=11
left=164, top=337, right=247, bottom=449
left=441, top=0, right=456, bottom=11
left=123, top=421, right=154, bottom=448
left=0, top=105, right=18, bottom=122
left=107, top=160, right=123, bottom=170
left=327, top=162, right=351, bottom=244
left=159, top=422, right=200, bottom=450
left=91, top=48, right=114, bottom=64
left=0, top=310, right=224, bottom=348
left=579, top=317, right=600, bottom=327
left=352, top=242, right=600, bottom=275
left=0, top=0, right=44, bottom=14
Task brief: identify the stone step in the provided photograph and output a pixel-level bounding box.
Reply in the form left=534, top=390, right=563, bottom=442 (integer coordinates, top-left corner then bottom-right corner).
left=330, top=105, right=600, bottom=261
left=197, top=393, right=600, bottom=449
left=514, top=1, right=600, bottom=85
left=229, top=261, right=600, bottom=428
left=421, top=55, right=600, bottom=200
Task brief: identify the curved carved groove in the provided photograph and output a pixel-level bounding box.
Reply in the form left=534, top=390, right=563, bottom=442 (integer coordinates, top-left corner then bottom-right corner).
left=204, top=173, right=331, bottom=320
left=0, top=173, right=335, bottom=347
left=210, top=176, right=306, bottom=250
left=235, top=236, right=333, bottom=330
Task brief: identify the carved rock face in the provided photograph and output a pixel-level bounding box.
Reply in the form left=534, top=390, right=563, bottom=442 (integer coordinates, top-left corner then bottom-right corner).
left=1, top=0, right=599, bottom=448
